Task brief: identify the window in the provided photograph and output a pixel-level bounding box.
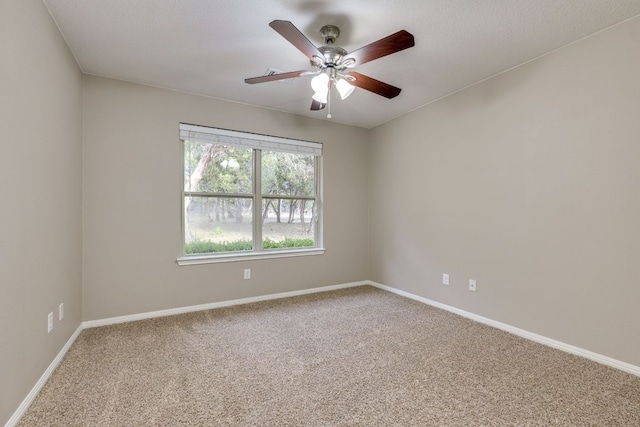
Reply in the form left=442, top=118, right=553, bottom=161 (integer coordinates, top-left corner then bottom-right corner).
left=178, top=124, right=323, bottom=264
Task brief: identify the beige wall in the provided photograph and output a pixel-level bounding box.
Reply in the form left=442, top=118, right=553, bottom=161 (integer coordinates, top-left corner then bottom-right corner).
left=0, top=0, right=83, bottom=424
left=82, top=76, right=369, bottom=321
left=369, top=16, right=640, bottom=366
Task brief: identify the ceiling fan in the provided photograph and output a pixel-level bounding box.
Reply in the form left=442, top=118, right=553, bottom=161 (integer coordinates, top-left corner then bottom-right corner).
left=244, top=20, right=415, bottom=117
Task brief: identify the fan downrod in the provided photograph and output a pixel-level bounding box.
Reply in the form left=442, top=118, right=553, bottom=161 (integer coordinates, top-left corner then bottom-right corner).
left=313, top=25, right=348, bottom=69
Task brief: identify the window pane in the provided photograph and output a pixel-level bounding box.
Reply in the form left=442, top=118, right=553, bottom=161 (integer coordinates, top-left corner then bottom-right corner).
left=185, top=196, right=253, bottom=253
left=262, top=198, right=316, bottom=249
left=184, top=141, right=253, bottom=194
left=261, top=151, right=315, bottom=197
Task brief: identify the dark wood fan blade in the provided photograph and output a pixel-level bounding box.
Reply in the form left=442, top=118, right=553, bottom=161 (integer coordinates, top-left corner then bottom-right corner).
left=310, top=99, right=326, bottom=110
left=244, top=70, right=307, bottom=84
left=269, top=20, right=323, bottom=60
left=342, top=30, right=414, bottom=67
left=346, top=71, right=402, bottom=99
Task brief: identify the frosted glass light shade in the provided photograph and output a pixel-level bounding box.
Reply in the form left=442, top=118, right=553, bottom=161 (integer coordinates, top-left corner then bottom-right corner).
left=336, top=78, right=355, bottom=100
left=312, top=90, right=328, bottom=104
left=311, top=73, right=329, bottom=93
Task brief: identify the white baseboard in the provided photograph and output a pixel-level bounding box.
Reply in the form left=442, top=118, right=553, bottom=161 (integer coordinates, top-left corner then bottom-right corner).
left=82, top=281, right=368, bottom=329
left=369, top=281, right=640, bottom=377
left=4, top=324, right=83, bottom=427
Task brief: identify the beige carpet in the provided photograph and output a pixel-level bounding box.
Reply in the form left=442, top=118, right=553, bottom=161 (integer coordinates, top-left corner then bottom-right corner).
left=17, top=286, right=640, bottom=426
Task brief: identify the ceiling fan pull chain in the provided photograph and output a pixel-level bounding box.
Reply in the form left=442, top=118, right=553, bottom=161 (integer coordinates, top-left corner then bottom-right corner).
left=327, top=85, right=332, bottom=119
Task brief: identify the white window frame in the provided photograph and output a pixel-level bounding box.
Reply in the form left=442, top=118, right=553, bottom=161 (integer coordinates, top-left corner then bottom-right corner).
left=177, top=123, right=324, bottom=265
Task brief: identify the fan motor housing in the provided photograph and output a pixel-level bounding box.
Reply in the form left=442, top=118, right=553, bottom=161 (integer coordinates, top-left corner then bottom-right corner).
left=317, top=46, right=348, bottom=68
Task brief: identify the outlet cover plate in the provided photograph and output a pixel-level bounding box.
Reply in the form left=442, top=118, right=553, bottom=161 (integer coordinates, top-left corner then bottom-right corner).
left=47, top=312, right=53, bottom=333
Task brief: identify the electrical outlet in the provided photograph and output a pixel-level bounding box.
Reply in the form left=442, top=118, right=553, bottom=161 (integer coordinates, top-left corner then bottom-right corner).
left=244, top=268, right=251, bottom=280
left=469, top=279, right=477, bottom=292
left=59, top=303, right=64, bottom=321
left=47, top=312, right=53, bottom=333
left=442, top=273, right=449, bottom=285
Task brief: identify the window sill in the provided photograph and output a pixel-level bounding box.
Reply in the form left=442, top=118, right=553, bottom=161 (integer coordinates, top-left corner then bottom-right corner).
left=176, top=248, right=325, bottom=266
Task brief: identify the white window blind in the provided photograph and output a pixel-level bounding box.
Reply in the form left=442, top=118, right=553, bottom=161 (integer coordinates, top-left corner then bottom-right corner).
left=179, top=123, right=322, bottom=156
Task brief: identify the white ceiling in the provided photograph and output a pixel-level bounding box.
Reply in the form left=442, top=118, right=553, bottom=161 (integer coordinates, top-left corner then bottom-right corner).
left=44, top=0, right=640, bottom=129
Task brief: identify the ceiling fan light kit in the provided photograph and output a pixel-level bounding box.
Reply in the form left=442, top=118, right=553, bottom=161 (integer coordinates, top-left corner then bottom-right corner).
left=245, top=20, right=415, bottom=119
